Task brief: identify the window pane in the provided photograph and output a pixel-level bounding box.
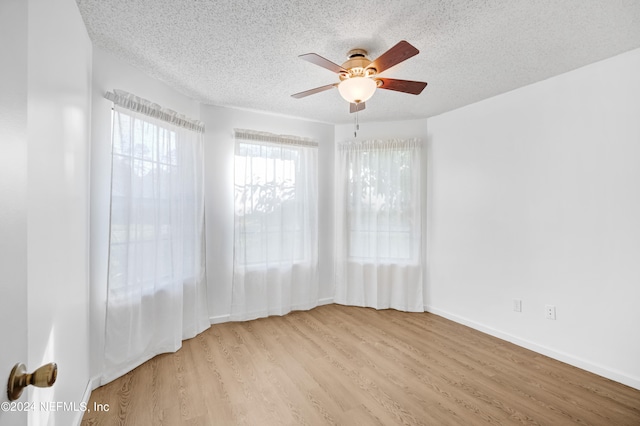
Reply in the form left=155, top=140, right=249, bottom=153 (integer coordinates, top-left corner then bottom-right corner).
left=347, top=147, right=416, bottom=261
left=109, top=110, right=178, bottom=289
left=234, top=142, right=310, bottom=265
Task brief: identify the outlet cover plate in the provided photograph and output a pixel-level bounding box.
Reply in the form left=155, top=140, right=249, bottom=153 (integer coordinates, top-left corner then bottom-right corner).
left=545, top=304, right=556, bottom=320
left=513, top=299, right=522, bottom=312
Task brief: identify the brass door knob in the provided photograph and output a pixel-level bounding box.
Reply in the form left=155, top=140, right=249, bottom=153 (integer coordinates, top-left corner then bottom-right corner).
left=7, top=362, right=57, bottom=401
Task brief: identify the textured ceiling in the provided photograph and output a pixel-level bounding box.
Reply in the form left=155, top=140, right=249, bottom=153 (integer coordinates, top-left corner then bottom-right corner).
left=76, top=0, right=640, bottom=124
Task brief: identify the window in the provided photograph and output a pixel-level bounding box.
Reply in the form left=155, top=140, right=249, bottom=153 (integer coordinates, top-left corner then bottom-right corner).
left=347, top=147, right=417, bottom=260
left=338, top=139, right=422, bottom=263
left=109, top=111, right=181, bottom=290
left=108, top=110, right=203, bottom=291
left=234, top=136, right=316, bottom=265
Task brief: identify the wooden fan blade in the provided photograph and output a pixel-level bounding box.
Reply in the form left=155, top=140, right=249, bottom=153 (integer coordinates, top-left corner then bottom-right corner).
left=350, top=102, right=366, bottom=113
left=367, top=40, right=419, bottom=74
left=377, top=78, right=427, bottom=95
left=291, top=83, right=337, bottom=99
left=299, top=53, right=347, bottom=74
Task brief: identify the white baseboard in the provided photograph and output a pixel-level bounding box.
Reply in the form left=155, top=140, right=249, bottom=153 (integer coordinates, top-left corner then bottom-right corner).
left=210, top=314, right=230, bottom=324
left=424, top=304, right=640, bottom=391
left=89, top=375, right=101, bottom=391
left=74, top=375, right=101, bottom=426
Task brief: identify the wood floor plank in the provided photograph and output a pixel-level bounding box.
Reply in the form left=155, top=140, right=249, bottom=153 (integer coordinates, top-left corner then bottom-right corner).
left=82, top=305, right=640, bottom=425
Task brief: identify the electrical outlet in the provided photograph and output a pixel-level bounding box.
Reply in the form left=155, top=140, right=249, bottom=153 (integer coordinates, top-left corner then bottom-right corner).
left=545, top=304, right=556, bottom=320
left=513, top=299, right=522, bottom=312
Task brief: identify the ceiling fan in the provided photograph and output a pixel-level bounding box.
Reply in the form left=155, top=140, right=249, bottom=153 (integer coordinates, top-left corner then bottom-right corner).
left=291, top=40, right=428, bottom=113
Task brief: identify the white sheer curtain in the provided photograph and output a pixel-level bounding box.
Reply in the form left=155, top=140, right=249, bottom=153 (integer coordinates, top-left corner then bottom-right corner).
left=334, top=138, right=424, bottom=311
left=101, top=90, right=209, bottom=385
left=231, top=129, right=318, bottom=321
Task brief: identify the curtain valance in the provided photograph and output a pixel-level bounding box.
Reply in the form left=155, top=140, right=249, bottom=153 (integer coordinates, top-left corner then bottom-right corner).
left=337, top=138, right=421, bottom=150
left=105, top=89, right=205, bottom=133
left=234, top=129, right=318, bottom=147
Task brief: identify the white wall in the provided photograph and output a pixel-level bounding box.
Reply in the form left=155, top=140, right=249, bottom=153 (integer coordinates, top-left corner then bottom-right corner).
left=334, top=117, right=428, bottom=142
left=426, top=48, right=640, bottom=389
left=25, top=0, right=93, bottom=424
left=201, top=105, right=335, bottom=321
left=89, top=47, right=202, bottom=382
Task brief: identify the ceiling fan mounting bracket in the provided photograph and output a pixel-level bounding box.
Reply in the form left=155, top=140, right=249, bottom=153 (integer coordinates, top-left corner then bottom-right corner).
left=347, top=48, right=368, bottom=59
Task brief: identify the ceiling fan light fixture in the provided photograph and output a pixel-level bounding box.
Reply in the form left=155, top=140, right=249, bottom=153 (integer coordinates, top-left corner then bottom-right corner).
left=338, top=76, right=377, bottom=104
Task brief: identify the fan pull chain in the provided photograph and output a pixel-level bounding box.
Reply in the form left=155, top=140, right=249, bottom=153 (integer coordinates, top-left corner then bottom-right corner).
left=354, top=108, right=359, bottom=137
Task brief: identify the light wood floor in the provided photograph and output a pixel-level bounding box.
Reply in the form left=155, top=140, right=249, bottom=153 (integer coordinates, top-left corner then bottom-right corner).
left=81, top=304, right=640, bottom=425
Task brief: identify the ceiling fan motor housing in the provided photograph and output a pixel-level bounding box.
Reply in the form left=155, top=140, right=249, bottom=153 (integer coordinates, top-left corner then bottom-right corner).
left=340, top=49, right=377, bottom=80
